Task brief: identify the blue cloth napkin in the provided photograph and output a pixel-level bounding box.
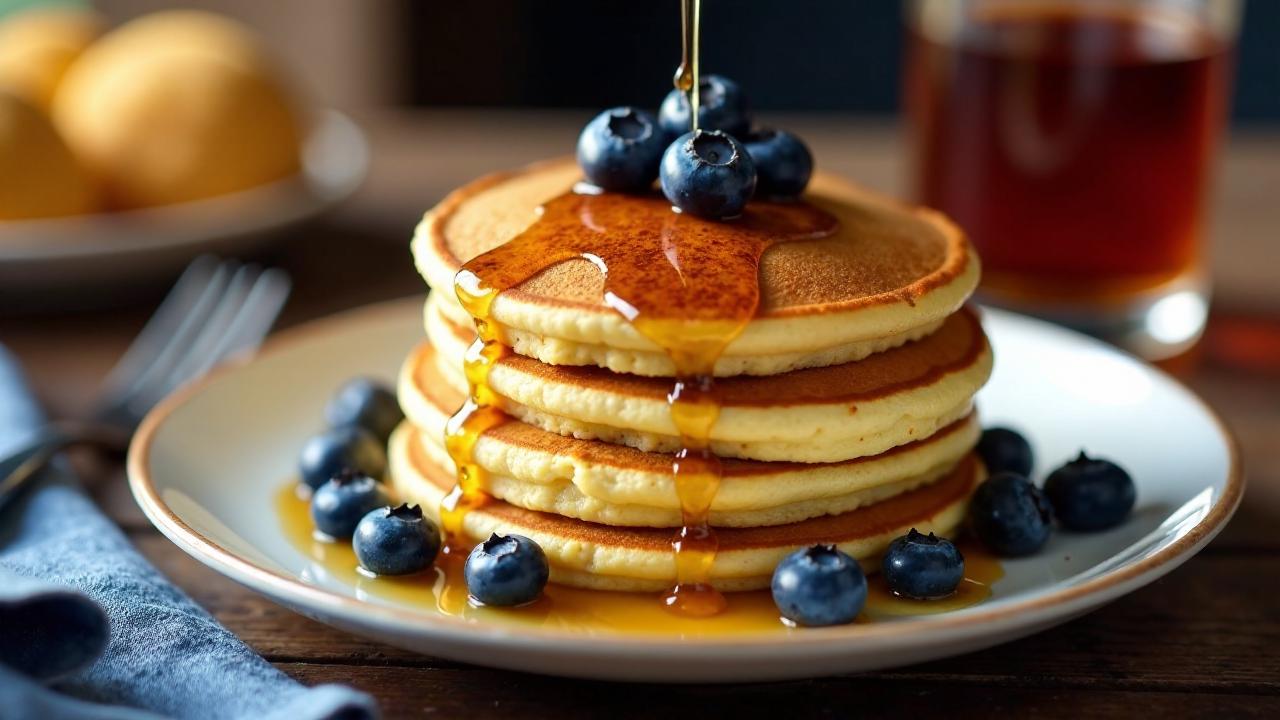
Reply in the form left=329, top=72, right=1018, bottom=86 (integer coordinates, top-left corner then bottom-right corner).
left=0, top=346, right=378, bottom=720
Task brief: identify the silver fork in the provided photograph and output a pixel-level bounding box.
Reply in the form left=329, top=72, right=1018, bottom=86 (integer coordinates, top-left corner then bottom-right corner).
left=0, top=256, right=291, bottom=514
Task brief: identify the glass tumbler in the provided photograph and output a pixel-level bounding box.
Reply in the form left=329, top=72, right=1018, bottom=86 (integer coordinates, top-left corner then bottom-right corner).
left=904, top=0, right=1242, bottom=359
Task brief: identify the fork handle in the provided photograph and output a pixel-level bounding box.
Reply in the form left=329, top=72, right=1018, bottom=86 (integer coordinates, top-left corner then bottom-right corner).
left=0, top=424, right=131, bottom=516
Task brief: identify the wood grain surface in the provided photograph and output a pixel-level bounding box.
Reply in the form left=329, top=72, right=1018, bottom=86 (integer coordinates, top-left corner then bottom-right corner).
left=5, top=112, right=1280, bottom=718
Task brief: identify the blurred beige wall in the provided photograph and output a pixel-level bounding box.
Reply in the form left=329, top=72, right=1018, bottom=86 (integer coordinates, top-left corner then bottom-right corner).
left=95, top=0, right=404, bottom=109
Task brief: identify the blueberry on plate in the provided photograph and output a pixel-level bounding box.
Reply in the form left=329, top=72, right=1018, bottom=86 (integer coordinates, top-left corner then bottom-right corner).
left=770, top=544, right=867, bottom=627
left=881, top=529, right=965, bottom=600
left=976, top=427, right=1035, bottom=477
left=464, top=533, right=550, bottom=607
left=968, top=472, right=1055, bottom=557
left=326, top=377, right=403, bottom=445
left=576, top=106, right=667, bottom=192
left=658, top=74, right=751, bottom=138
left=660, top=130, right=757, bottom=220
left=742, top=129, right=813, bottom=198
left=310, top=470, right=390, bottom=539
left=298, top=425, right=387, bottom=490
left=352, top=504, right=441, bottom=576
left=1044, top=451, right=1136, bottom=532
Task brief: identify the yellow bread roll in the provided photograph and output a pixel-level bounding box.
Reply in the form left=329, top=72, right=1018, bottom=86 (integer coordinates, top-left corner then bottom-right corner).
left=52, top=10, right=303, bottom=209
left=0, top=6, right=103, bottom=112
left=0, top=90, right=97, bottom=219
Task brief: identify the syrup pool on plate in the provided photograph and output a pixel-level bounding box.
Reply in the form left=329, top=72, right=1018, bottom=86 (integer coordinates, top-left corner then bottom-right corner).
left=279, top=482, right=1002, bottom=634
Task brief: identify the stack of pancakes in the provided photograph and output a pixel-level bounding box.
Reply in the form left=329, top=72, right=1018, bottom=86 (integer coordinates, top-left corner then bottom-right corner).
left=392, top=159, right=992, bottom=592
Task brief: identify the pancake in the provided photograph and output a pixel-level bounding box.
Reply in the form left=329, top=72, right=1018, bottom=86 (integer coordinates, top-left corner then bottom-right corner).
left=389, top=422, right=982, bottom=592
left=399, top=337, right=981, bottom=526
left=412, top=426, right=961, bottom=528
left=422, top=291, right=946, bottom=378
left=412, top=158, right=979, bottom=377
left=426, top=303, right=992, bottom=463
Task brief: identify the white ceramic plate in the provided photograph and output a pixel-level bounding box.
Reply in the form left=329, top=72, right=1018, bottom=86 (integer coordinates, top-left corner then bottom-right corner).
left=127, top=298, right=1242, bottom=682
left=0, top=110, right=367, bottom=296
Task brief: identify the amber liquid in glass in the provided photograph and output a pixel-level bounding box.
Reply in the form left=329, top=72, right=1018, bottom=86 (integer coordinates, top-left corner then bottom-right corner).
left=906, top=4, right=1232, bottom=304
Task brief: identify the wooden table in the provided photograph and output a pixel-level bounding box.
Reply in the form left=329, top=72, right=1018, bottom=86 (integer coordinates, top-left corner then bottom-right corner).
left=6, top=112, right=1280, bottom=717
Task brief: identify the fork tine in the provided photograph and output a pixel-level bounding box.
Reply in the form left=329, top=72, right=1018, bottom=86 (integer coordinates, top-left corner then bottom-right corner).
left=211, top=268, right=291, bottom=361
left=102, top=260, right=234, bottom=416
left=96, top=256, right=220, bottom=404
left=157, top=263, right=261, bottom=393
left=135, top=265, right=291, bottom=411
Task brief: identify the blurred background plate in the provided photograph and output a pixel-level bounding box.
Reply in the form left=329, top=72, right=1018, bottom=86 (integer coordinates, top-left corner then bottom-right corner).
left=0, top=109, right=366, bottom=302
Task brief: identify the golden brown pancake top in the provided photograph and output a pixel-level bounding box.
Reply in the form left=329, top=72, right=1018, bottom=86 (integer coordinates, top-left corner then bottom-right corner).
left=423, top=158, right=971, bottom=318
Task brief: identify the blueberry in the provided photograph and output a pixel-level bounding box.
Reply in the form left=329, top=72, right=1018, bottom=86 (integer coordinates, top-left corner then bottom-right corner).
left=742, top=129, right=813, bottom=198
left=1044, top=451, right=1136, bottom=532
left=658, top=74, right=751, bottom=138
left=298, top=425, right=387, bottom=490
left=660, top=130, right=757, bottom=220
left=464, top=533, right=550, bottom=606
left=770, top=545, right=867, bottom=627
left=576, top=107, right=666, bottom=192
left=310, top=470, right=390, bottom=539
left=326, top=377, right=403, bottom=444
left=352, top=504, right=441, bottom=576
left=976, top=427, right=1035, bottom=477
left=968, top=472, right=1055, bottom=557
left=882, top=529, right=965, bottom=600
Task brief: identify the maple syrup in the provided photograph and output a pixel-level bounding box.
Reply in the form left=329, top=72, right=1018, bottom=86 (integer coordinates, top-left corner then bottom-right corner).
left=674, top=0, right=702, bottom=132
left=439, top=278, right=507, bottom=544
left=278, top=482, right=1003, bottom=632
left=906, top=4, right=1232, bottom=302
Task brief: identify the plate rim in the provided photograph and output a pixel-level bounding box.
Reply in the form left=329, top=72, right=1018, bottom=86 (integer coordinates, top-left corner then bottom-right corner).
left=126, top=296, right=1245, bottom=652
left=0, top=109, right=367, bottom=264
